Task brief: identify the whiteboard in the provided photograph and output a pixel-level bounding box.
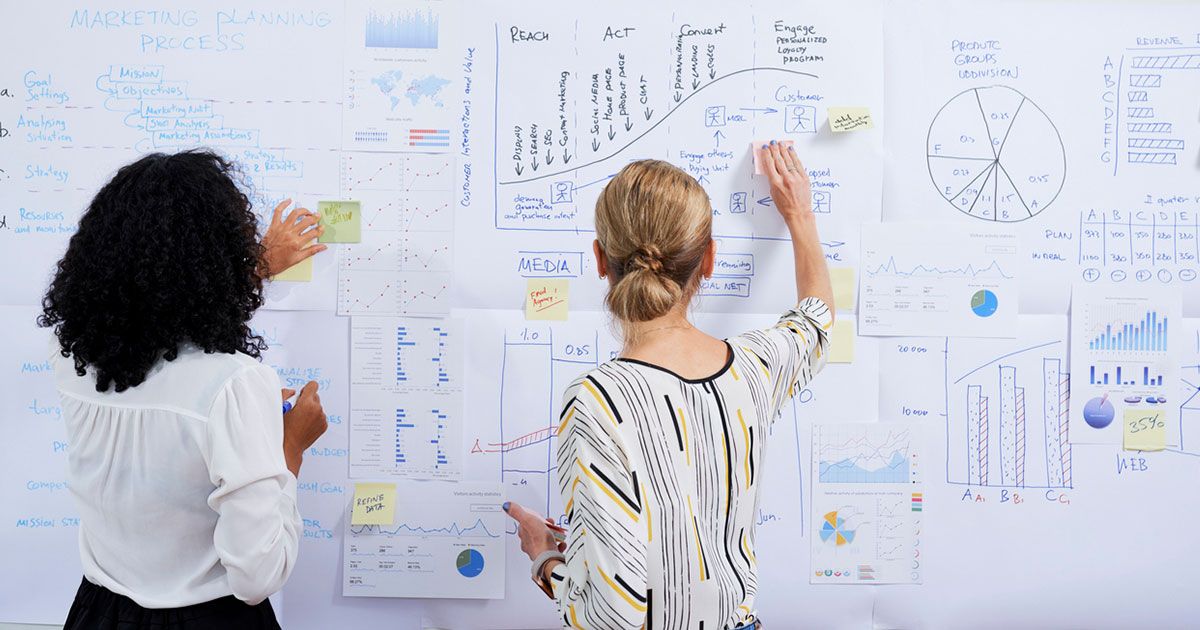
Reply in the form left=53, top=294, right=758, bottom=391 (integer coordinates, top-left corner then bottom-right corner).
left=3, top=1, right=1200, bottom=628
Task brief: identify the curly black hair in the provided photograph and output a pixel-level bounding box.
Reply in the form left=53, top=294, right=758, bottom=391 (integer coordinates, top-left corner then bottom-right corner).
left=38, top=150, right=267, bottom=392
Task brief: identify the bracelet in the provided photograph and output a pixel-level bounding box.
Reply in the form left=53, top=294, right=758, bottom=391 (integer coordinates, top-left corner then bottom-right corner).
left=530, top=550, right=565, bottom=582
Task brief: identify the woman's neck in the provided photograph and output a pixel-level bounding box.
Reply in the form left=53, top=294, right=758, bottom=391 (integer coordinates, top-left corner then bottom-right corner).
left=620, top=306, right=695, bottom=355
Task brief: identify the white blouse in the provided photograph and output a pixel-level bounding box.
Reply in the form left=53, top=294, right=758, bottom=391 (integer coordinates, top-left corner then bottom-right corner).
left=53, top=344, right=301, bottom=608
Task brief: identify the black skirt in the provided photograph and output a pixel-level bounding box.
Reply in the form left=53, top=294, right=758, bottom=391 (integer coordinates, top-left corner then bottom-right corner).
left=64, top=577, right=281, bottom=630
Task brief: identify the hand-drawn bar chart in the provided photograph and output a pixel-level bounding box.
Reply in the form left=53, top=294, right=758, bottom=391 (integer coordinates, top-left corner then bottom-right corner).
left=488, top=325, right=606, bottom=524
left=1110, top=47, right=1200, bottom=172
left=926, top=86, right=1066, bottom=222
left=946, top=318, right=1073, bottom=489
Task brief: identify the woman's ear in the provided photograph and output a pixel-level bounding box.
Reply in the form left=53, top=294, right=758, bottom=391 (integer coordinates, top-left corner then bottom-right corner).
left=702, top=239, right=717, bottom=279
left=593, top=239, right=607, bottom=279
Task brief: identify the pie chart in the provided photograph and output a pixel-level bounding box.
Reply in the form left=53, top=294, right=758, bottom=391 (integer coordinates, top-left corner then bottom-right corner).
left=456, top=548, right=485, bottom=578
left=971, top=289, right=998, bottom=317
left=819, top=511, right=856, bottom=546
left=1083, top=396, right=1115, bottom=429
left=927, top=86, right=1066, bottom=222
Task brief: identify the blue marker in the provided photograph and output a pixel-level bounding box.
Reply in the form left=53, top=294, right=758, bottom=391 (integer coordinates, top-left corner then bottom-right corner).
left=282, top=390, right=301, bottom=415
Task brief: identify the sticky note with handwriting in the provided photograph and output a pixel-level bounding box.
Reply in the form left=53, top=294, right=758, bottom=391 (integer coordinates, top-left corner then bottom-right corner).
left=830, top=267, right=856, bottom=311
left=828, top=107, right=874, bottom=133
left=317, top=200, right=362, bottom=243
left=751, top=140, right=795, bottom=175
left=827, top=319, right=855, bottom=364
left=272, top=256, right=312, bottom=282
left=1123, top=408, right=1166, bottom=451
left=525, top=279, right=569, bottom=321
left=351, top=482, right=396, bottom=525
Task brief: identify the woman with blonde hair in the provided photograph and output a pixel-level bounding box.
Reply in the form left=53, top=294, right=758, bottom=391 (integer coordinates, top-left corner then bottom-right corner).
left=505, top=142, right=834, bottom=629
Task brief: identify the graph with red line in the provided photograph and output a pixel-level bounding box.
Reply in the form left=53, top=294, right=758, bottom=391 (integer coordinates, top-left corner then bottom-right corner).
left=338, top=153, right=455, bottom=316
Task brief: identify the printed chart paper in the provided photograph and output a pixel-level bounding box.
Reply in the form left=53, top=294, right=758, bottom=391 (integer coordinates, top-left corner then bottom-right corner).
left=1069, top=284, right=1182, bottom=445
left=342, top=0, right=459, bottom=152
left=350, top=317, right=463, bottom=479
left=811, top=422, right=923, bottom=585
left=344, top=481, right=505, bottom=599
left=859, top=222, right=1018, bottom=338
left=337, top=153, right=454, bottom=316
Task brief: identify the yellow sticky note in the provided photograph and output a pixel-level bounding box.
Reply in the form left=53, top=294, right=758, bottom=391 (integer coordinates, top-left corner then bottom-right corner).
left=828, top=107, right=874, bottom=133
left=317, top=200, right=361, bottom=243
left=1123, top=409, right=1166, bottom=451
left=351, top=482, right=396, bottom=525
left=525, top=279, right=569, bottom=321
left=827, top=319, right=855, bottom=364
left=830, top=267, right=856, bottom=311
left=272, top=256, right=312, bottom=282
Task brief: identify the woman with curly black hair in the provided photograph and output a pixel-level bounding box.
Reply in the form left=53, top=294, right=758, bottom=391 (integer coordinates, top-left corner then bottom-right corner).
left=39, top=150, right=330, bottom=630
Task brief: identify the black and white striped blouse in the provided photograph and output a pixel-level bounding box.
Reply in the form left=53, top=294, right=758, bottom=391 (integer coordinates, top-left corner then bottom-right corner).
left=549, top=297, right=832, bottom=629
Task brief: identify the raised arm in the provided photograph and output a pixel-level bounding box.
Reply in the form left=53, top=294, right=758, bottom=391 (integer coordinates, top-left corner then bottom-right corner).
left=258, top=199, right=327, bottom=279
left=759, top=142, right=835, bottom=320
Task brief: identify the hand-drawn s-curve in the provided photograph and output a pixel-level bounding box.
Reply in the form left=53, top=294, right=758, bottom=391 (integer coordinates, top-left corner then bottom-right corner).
left=497, top=67, right=820, bottom=185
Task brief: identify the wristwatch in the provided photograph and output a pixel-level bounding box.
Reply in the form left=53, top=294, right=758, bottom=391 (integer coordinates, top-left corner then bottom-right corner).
left=530, top=550, right=565, bottom=598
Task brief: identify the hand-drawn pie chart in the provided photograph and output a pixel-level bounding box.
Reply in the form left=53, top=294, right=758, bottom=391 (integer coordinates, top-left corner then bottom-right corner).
left=927, top=86, right=1066, bottom=222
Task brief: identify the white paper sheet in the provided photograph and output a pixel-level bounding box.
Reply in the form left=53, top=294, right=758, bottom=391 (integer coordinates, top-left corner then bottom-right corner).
left=1069, top=283, right=1183, bottom=445
left=350, top=317, right=464, bottom=479
left=342, top=0, right=461, bottom=153
left=343, top=481, right=505, bottom=599
left=811, top=422, right=923, bottom=585
left=859, top=222, right=1019, bottom=337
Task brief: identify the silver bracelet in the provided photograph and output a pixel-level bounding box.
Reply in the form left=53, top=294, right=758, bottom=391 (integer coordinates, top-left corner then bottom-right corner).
left=530, top=550, right=566, bottom=582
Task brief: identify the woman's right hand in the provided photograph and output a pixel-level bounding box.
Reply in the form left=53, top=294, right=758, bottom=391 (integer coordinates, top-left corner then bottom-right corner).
left=282, top=380, right=328, bottom=477
left=760, top=141, right=813, bottom=223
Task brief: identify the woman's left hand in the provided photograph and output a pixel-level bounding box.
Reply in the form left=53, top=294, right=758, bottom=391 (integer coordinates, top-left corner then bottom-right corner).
left=504, top=501, right=565, bottom=561
left=259, top=199, right=328, bottom=278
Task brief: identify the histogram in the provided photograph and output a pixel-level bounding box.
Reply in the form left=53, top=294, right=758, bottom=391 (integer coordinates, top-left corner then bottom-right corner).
left=365, top=8, right=439, bottom=49
left=1087, top=310, right=1168, bottom=352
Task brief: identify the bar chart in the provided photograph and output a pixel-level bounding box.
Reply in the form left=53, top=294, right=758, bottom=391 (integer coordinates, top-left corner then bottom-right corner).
left=946, top=316, right=1073, bottom=489
left=1086, top=310, right=1169, bottom=353
left=364, top=7, right=440, bottom=49
left=1069, top=286, right=1182, bottom=445
left=351, top=317, right=464, bottom=479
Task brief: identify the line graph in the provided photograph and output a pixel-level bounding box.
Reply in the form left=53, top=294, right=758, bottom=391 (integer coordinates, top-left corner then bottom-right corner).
left=495, top=66, right=818, bottom=186
left=864, top=256, right=1014, bottom=280
left=349, top=518, right=501, bottom=539
left=811, top=422, right=923, bottom=584
left=816, top=425, right=916, bottom=484
left=343, top=481, right=504, bottom=598
left=859, top=223, right=1018, bottom=337
left=490, top=16, right=835, bottom=242
left=338, top=153, right=454, bottom=317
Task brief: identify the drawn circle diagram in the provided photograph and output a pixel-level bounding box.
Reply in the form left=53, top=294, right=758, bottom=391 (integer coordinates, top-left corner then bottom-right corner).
left=970, top=289, right=999, bottom=318
left=927, top=86, right=1066, bottom=222
left=456, top=548, right=485, bottom=578
left=819, top=511, right=856, bottom=546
